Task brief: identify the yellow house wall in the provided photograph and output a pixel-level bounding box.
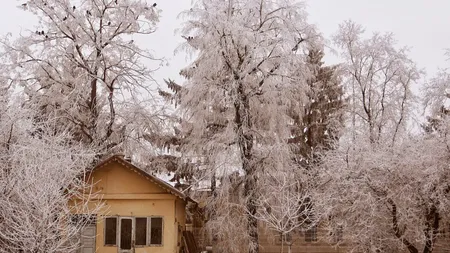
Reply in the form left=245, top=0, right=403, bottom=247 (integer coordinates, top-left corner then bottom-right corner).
left=72, top=160, right=187, bottom=253
left=96, top=199, right=176, bottom=253
left=175, top=199, right=187, bottom=252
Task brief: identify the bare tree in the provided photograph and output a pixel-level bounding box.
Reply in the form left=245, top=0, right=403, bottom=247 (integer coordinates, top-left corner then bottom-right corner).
left=0, top=93, right=101, bottom=253
left=333, top=20, right=420, bottom=145
left=313, top=22, right=450, bottom=253
left=315, top=134, right=450, bottom=253
left=1, top=0, right=166, bottom=163
left=254, top=175, right=315, bottom=253
left=423, top=68, right=450, bottom=135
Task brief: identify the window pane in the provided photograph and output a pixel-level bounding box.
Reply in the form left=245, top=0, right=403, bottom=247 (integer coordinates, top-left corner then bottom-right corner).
left=120, top=219, right=132, bottom=250
left=104, top=217, right=117, bottom=245
left=305, top=225, right=317, bottom=242
left=150, top=217, right=163, bottom=245
left=135, top=218, right=147, bottom=246
left=71, top=214, right=97, bottom=225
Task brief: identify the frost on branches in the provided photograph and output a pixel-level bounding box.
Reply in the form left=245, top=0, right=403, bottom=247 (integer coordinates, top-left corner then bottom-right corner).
left=1, top=0, right=167, bottom=164
left=314, top=22, right=450, bottom=253
left=254, top=175, right=316, bottom=252
left=176, top=0, right=320, bottom=252
left=0, top=89, right=99, bottom=253
left=316, top=137, right=450, bottom=253
left=333, top=21, right=420, bottom=145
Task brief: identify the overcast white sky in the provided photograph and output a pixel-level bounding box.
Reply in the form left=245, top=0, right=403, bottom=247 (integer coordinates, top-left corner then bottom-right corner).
left=2, top=0, right=450, bottom=86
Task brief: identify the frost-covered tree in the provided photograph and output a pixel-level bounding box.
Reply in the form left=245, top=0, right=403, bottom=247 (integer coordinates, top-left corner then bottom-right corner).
left=316, top=135, right=450, bottom=253
left=254, top=175, right=315, bottom=253
left=0, top=89, right=99, bottom=253
left=289, top=49, right=345, bottom=165
left=1, top=0, right=166, bottom=163
left=423, top=68, right=450, bottom=135
left=312, top=22, right=450, bottom=253
left=176, top=0, right=320, bottom=252
left=333, top=21, right=420, bottom=145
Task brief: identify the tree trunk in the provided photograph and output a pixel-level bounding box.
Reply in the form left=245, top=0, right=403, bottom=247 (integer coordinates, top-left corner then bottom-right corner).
left=389, top=199, right=418, bottom=253
left=244, top=166, right=258, bottom=253
left=234, top=82, right=259, bottom=253
left=423, top=205, right=439, bottom=253
left=89, top=77, right=97, bottom=135
left=89, top=48, right=102, bottom=142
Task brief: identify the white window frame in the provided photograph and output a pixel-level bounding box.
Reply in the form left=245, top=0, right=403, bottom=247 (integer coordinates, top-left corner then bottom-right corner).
left=134, top=217, right=148, bottom=248
left=118, top=217, right=135, bottom=252
left=102, top=216, right=164, bottom=248
left=147, top=216, right=164, bottom=246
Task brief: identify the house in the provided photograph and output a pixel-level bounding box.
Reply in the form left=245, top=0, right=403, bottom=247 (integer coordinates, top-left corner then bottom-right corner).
left=258, top=223, right=347, bottom=253
left=192, top=220, right=347, bottom=253
left=258, top=222, right=450, bottom=253
left=70, top=155, right=197, bottom=253
left=188, top=190, right=347, bottom=253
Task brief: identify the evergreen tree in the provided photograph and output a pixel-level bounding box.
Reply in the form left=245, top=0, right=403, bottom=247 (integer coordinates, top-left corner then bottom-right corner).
left=289, top=49, right=345, bottom=166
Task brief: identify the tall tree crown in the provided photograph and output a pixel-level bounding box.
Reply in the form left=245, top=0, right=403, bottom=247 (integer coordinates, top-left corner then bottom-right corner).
left=1, top=0, right=166, bottom=162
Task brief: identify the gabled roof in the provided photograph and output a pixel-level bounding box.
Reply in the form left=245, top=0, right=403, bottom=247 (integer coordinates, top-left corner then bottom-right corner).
left=91, top=155, right=195, bottom=203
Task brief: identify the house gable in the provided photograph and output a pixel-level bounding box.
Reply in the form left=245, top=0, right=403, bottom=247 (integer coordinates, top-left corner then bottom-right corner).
left=87, top=155, right=191, bottom=202
left=91, top=160, right=166, bottom=195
